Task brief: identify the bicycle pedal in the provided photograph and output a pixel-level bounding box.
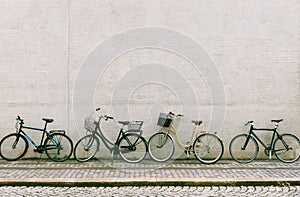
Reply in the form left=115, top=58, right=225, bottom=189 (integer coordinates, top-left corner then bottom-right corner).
left=33, top=148, right=43, bottom=153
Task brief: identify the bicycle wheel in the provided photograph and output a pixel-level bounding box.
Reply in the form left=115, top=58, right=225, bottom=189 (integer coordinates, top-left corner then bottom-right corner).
left=44, top=133, right=73, bottom=162
left=0, top=133, right=28, bottom=161
left=118, top=133, right=148, bottom=163
left=74, top=134, right=99, bottom=162
left=274, top=133, right=300, bottom=163
left=229, top=134, right=259, bottom=163
left=148, top=132, right=174, bottom=162
left=193, top=133, right=224, bottom=164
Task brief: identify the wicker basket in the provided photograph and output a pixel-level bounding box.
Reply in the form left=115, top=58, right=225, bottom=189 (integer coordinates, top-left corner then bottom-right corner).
left=84, top=117, right=97, bottom=131
left=157, top=113, right=173, bottom=127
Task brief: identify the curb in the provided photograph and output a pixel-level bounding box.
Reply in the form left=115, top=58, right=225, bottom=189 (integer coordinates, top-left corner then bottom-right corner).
left=0, top=178, right=299, bottom=187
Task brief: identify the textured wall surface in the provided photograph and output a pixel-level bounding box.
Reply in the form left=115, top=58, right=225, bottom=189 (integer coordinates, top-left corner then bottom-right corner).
left=0, top=0, right=299, bottom=158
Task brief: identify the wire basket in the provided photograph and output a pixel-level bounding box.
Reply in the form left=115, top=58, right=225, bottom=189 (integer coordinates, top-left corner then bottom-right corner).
left=84, top=117, right=97, bottom=132
left=157, top=113, right=173, bottom=127
left=128, top=121, right=143, bottom=132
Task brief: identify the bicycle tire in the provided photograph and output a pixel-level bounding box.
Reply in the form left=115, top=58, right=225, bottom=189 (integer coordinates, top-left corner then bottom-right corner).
left=274, top=133, right=300, bottom=163
left=118, top=133, right=148, bottom=163
left=193, top=133, right=224, bottom=164
left=148, top=132, right=175, bottom=162
left=44, top=133, right=73, bottom=162
left=229, top=134, right=259, bottom=163
left=0, top=133, right=28, bottom=161
left=74, top=134, right=100, bottom=162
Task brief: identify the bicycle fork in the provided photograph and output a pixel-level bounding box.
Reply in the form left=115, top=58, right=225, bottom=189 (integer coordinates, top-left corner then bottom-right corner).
left=241, top=135, right=251, bottom=151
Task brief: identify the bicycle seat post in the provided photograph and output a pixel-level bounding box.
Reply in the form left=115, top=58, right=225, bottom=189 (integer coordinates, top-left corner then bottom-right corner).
left=190, top=120, right=203, bottom=143
left=271, top=119, right=283, bottom=129
left=42, top=118, right=54, bottom=131
left=43, top=122, right=48, bottom=131
left=117, top=121, right=130, bottom=130
left=121, top=124, right=125, bottom=130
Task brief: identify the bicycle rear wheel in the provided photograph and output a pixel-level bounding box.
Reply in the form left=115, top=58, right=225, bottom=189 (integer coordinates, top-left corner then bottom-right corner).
left=44, top=133, right=73, bottom=162
left=193, top=133, right=224, bottom=164
left=0, top=133, right=28, bottom=161
left=74, top=134, right=99, bottom=162
left=118, top=133, right=148, bottom=163
left=229, top=134, right=259, bottom=163
left=274, top=133, right=300, bottom=163
left=148, top=132, right=174, bottom=162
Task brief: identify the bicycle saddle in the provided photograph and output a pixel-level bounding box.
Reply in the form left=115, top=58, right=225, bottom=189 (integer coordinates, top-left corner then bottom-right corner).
left=118, top=121, right=130, bottom=125
left=271, top=119, right=283, bottom=123
left=191, top=120, right=203, bottom=125
left=42, top=118, right=54, bottom=123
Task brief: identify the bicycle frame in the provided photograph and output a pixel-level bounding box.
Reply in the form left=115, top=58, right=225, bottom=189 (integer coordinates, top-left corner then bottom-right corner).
left=159, top=121, right=201, bottom=150
left=244, top=123, right=285, bottom=158
left=89, top=117, right=126, bottom=154
left=17, top=123, right=57, bottom=151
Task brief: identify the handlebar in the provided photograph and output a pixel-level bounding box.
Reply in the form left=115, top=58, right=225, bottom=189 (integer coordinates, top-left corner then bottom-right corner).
left=245, top=120, right=253, bottom=126
left=16, top=116, right=24, bottom=124
left=169, top=111, right=175, bottom=116
left=168, top=111, right=183, bottom=117
left=104, top=115, right=114, bottom=121
left=94, top=107, right=114, bottom=121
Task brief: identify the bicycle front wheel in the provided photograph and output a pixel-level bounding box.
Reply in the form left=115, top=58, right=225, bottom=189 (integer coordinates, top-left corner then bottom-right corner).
left=274, top=133, right=300, bottom=163
left=74, top=134, right=99, bottom=162
left=193, top=133, right=224, bottom=164
left=148, top=132, right=174, bottom=162
left=229, top=134, right=259, bottom=163
left=44, top=133, right=73, bottom=162
left=118, top=133, right=148, bottom=163
left=0, top=133, right=28, bottom=161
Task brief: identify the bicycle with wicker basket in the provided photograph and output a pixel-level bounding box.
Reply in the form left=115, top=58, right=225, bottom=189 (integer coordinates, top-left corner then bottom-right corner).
left=73, top=108, right=148, bottom=163
left=148, top=112, right=224, bottom=164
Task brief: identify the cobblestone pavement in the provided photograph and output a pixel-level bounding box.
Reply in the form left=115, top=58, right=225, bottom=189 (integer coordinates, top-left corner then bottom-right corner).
left=0, top=186, right=299, bottom=196
left=0, top=160, right=299, bottom=196
left=0, top=160, right=299, bottom=180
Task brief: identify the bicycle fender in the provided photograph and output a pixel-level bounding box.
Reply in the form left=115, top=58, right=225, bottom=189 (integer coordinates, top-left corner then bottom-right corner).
left=49, top=130, right=66, bottom=135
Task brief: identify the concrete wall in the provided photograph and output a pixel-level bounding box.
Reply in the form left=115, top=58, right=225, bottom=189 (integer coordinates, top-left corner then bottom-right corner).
left=0, top=0, right=299, bottom=159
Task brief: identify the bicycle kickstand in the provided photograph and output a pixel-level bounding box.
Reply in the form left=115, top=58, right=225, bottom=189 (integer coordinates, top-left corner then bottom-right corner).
left=37, top=152, right=44, bottom=164
left=110, top=150, right=115, bottom=166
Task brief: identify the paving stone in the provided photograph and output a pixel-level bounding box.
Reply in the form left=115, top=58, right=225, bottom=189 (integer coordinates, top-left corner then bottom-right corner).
left=0, top=160, right=299, bottom=195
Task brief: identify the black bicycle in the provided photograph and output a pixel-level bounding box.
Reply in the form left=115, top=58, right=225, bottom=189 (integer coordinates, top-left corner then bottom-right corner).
left=73, top=108, right=148, bottom=163
left=0, top=116, right=73, bottom=162
left=229, top=119, right=300, bottom=163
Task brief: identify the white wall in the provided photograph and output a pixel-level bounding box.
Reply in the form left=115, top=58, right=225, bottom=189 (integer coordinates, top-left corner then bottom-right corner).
left=0, top=0, right=299, bottom=159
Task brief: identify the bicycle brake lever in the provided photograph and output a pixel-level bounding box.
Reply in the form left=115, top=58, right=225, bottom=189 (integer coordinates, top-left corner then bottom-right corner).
left=103, top=115, right=113, bottom=121
left=106, top=116, right=114, bottom=120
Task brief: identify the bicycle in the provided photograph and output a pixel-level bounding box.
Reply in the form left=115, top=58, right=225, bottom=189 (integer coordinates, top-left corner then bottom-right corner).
left=148, top=112, right=224, bottom=164
left=229, top=119, right=300, bottom=163
left=73, top=108, right=148, bottom=163
left=0, top=116, right=73, bottom=162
